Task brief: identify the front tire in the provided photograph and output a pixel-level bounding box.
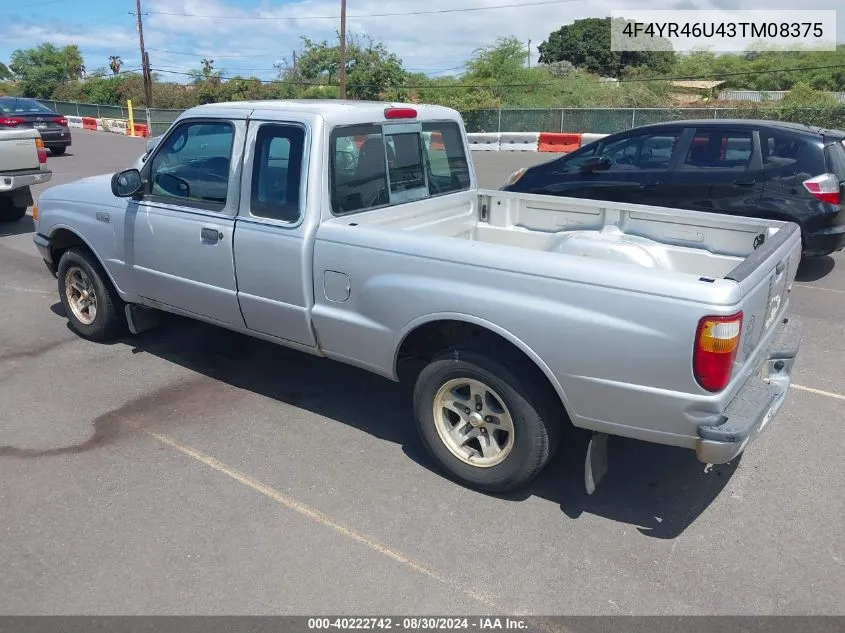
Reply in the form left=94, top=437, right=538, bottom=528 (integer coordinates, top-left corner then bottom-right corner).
left=57, top=248, right=125, bottom=341
left=413, top=347, right=562, bottom=493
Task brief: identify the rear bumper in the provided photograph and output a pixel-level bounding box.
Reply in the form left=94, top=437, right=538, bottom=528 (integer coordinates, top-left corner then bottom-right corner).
left=804, top=223, right=845, bottom=257
left=695, top=314, right=802, bottom=464
left=38, top=128, right=72, bottom=146
left=0, top=168, right=52, bottom=192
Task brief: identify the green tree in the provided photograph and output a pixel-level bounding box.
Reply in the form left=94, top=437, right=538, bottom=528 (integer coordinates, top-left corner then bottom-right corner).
left=538, top=17, right=675, bottom=78
left=64, top=45, right=85, bottom=79
left=9, top=43, right=88, bottom=97
left=291, top=34, right=406, bottom=100
left=0, top=62, right=12, bottom=80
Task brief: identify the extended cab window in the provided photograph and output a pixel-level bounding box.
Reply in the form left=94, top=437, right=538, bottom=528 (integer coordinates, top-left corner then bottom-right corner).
left=148, top=120, right=234, bottom=209
left=330, top=120, right=470, bottom=215
left=331, top=124, right=390, bottom=213
left=250, top=124, right=306, bottom=223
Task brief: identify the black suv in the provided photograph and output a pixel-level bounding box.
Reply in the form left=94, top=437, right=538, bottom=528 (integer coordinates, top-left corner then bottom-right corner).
left=501, top=120, right=845, bottom=258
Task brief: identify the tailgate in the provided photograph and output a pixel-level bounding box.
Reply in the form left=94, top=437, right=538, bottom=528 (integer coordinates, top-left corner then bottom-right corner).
left=0, top=129, right=41, bottom=172
left=725, top=221, right=802, bottom=374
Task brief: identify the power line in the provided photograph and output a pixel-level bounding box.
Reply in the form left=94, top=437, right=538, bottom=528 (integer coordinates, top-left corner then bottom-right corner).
left=146, top=48, right=279, bottom=59
left=136, top=0, right=588, bottom=21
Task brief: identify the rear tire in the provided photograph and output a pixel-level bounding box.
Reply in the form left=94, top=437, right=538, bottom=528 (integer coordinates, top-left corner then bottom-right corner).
left=57, top=248, right=125, bottom=341
left=412, top=347, right=562, bottom=493
left=50, top=146, right=67, bottom=156
left=0, top=198, right=27, bottom=222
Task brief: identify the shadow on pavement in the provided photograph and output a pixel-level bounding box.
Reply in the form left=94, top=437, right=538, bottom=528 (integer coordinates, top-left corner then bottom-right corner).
left=0, top=215, right=35, bottom=238
left=796, top=255, right=835, bottom=282
left=112, top=313, right=734, bottom=539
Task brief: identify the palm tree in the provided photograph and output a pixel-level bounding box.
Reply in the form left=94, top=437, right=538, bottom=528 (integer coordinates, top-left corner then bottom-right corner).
left=109, top=55, right=122, bottom=76
left=201, top=58, right=215, bottom=77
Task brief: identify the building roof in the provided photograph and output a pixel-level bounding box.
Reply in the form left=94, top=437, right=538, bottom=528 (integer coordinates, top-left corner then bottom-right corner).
left=668, top=80, right=727, bottom=90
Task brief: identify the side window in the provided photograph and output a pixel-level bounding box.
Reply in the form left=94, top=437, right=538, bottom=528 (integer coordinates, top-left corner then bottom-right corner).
left=421, top=121, right=471, bottom=194
left=761, top=131, right=823, bottom=182
left=552, top=144, right=598, bottom=171
left=250, top=124, right=306, bottom=223
left=148, top=120, right=234, bottom=209
left=684, top=130, right=753, bottom=170
left=598, top=131, right=681, bottom=170
left=825, top=141, right=845, bottom=181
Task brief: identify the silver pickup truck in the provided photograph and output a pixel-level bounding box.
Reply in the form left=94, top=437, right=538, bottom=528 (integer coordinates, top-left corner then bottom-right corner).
left=1, top=128, right=52, bottom=222
left=32, top=100, right=802, bottom=493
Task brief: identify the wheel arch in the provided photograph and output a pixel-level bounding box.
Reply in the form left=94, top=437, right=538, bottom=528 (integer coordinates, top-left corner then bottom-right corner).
left=393, top=312, right=574, bottom=422
left=47, top=225, right=124, bottom=296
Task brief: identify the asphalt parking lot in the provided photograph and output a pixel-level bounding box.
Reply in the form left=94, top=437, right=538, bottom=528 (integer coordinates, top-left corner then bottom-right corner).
left=1, top=130, right=844, bottom=616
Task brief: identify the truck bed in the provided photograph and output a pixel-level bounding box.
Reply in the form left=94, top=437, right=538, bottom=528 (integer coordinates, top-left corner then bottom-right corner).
left=345, top=189, right=788, bottom=282
left=0, top=128, right=42, bottom=173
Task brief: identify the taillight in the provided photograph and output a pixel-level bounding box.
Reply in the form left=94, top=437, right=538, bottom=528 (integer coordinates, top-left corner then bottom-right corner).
left=384, top=107, right=417, bottom=119
left=802, top=173, right=841, bottom=204
left=35, top=137, right=47, bottom=164
left=693, top=312, right=743, bottom=392
left=0, top=117, right=25, bottom=127
left=54, top=116, right=68, bottom=127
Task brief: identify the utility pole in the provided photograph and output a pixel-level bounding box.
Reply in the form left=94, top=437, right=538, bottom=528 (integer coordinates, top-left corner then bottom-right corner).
left=338, top=0, right=347, bottom=99
left=135, top=0, right=153, bottom=107
left=527, top=39, right=531, bottom=68
left=292, top=51, right=297, bottom=75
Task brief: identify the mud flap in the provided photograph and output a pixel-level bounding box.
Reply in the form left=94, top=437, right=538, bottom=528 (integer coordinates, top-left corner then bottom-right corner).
left=125, top=304, right=161, bottom=335
left=584, top=432, right=608, bottom=495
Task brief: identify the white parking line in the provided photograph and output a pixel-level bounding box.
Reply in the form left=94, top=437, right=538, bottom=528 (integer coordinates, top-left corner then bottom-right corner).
left=135, top=424, right=502, bottom=610
left=794, top=283, right=845, bottom=295
left=792, top=384, right=845, bottom=401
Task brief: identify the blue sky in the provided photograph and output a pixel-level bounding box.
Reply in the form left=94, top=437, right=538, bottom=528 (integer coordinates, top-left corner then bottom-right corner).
left=2, top=0, right=843, bottom=83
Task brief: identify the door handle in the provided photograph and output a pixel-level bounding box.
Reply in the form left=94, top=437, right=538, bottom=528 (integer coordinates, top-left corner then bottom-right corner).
left=733, top=179, right=756, bottom=187
left=201, top=227, right=223, bottom=242
left=639, top=181, right=661, bottom=188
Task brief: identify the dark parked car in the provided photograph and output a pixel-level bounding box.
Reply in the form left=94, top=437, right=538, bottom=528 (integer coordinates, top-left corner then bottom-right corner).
left=0, top=97, right=72, bottom=155
left=501, top=120, right=845, bottom=258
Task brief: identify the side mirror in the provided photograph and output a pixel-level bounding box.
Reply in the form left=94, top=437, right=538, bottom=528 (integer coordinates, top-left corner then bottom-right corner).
left=581, top=156, right=611, bottom=173
left=111, top=169, right=143, bottom=197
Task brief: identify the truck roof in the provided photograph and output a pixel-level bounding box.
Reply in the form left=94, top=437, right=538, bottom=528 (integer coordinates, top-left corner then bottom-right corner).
left=180, top=99, right=463, bottom=127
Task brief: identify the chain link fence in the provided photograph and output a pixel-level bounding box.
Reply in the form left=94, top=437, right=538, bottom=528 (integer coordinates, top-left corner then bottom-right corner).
left=33, top=100, right=845, bottom=137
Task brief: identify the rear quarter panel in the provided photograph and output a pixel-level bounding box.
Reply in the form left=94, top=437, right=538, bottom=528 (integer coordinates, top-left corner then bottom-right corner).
left=310, top=200, right=762, bottom=448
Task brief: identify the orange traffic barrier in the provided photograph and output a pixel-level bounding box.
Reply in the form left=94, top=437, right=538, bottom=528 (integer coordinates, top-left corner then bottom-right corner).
left=538, top=132, right=582, bottom=153
left=133, top=123, right=149, bottom=138
left=429, top=131, right=445, bottom=150
left=82, top=117, right=98, bottom=131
